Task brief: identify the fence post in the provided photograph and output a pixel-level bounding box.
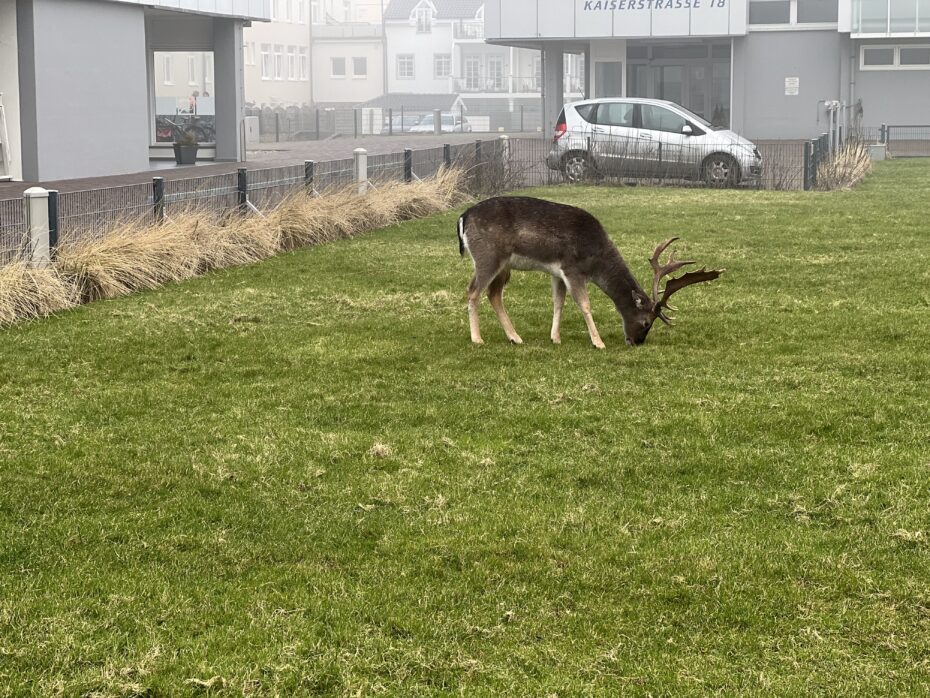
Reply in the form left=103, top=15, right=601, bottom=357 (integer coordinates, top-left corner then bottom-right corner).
left=354, top=147, right=368, bottom=195
left=880, top=123, right=887, bottom=144
left=153, top=176, right=166, bottom=224
left=400, top=106, right=405, bottom=133
left=237, top=167, right=249, bottom=212
left=433, top=108, right=442, bottom=136
left=275, top=112, right=280, bottom=143
left=520, top=105, right=525, bottom=133
left=23, top=187, right=50, bottom=268
left=315, top=108, right=321, bottom=141
left=354, top=109, right=359, bottom=139
left=47, top=190, right=59, bottom=260
left=802, top=142, right=811, bottom=191
left=404, top=148, right=413, bottom=183
left=475, top=139, right=483, bottom=192
left=304, top=160, right=315, bottom=195
left=443, top=143, right=452, bottom=168
left=388, top=108, right=393, bottom=136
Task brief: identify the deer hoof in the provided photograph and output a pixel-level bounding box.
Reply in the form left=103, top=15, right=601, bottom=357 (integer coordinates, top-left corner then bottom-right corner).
left=593, top=340, right=606, bottom=350
left=471, top=337, right=484, bottom=345
left=509, top=336, right=524, bottom=345
left=551, top=336, right=561, bottom=345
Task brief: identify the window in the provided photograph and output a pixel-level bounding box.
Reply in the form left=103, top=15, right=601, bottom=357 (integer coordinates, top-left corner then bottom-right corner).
left=595, top=102, right=635, bottom=128
left=488, top=56, right=504, bottom=91
left=640, top=104, right=688, bottom=134
left=352, top=57, right=368, bottom=77
left=797, top=0, right=838, bottom=21
left=188, top=56, right=197, bottom=85
left=344, top=0, right=353, bottom=20
left=311, top=0, right=320, bottom=22
left=749, top=0, right=791, bottom=23
left=162, top=55, right=173, bottom=84
left=261, top=44, right=272, bottom=79
left=282, top=0, right=291, bottom=21
left=287, top=46, right=297, bottom=79
left=532, top=57, right=542, bottom=90
left=297, top=0, right=307, bottom=23
left=575, top=104, right=597, bottom=123
left=299, top=47, right=309, bottom=80
left=901, top=47, right=930, bottom=65
left=397, top=54, right=415, bottom=79
left=274, top=45, right=284, bottom=80
left=434, top=53, right=452, bottom=79
left=332, top=57, right=347, bottom=77
left=416, top=6, right=432, bottom=32
left=464, top=56, right=481, bottom=90
left=861, top=44, right=930, bottom=69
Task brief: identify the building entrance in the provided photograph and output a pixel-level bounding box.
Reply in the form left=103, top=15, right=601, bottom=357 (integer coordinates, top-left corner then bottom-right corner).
left=627, top=42, right=731, bottom=127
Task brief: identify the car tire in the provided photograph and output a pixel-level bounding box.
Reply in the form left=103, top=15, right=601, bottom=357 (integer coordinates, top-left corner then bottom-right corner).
left=702, top=154, right=739, bottom=188
left=561, top=152, right=592, bottom=183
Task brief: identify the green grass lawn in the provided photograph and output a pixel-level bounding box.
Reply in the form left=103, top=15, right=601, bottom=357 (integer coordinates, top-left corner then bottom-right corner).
left=2, top=161, right=930, bottom=696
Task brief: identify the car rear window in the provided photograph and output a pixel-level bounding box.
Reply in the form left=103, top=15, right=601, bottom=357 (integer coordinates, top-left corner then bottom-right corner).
left=574, top=104, right=597, bottom=123
left=594, top=102, right=635, bottom=128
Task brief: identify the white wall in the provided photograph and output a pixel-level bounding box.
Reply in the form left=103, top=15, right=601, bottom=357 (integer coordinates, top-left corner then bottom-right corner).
left=386, top=21, right=454, bottom=93
left=312, top=40, right=383, bottom=104
left=0, top=0, right=22, bottom=180
left=244, top=18, right=313, bottom=106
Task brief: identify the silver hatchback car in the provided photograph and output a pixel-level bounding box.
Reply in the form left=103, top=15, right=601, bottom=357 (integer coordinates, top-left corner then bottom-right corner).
left=547, top=98, right=763, bottom=187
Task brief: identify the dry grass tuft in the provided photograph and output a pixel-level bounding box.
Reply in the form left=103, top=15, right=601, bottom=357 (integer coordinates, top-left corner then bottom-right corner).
left=56, top=220, right=200, bottom=302
left=816, top=141, right=873, bottom=191
left=368, top=442, right=393, bottom=459
left=193, top=215, right=280, bottom=272
left=0, top=262, right=78, bottom=326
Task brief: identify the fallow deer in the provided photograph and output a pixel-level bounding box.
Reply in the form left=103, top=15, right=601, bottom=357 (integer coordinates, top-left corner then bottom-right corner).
left=457, top=196, right=723, bottom=348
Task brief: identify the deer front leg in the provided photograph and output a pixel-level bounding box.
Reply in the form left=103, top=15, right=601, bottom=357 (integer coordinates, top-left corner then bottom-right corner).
left=550, top=276, right=566, bottom=344
left=487, top=270, right=522, bottom=345
left=467, top=276, right=485, bottom=345
left=567, top=280, right=606, bottom=349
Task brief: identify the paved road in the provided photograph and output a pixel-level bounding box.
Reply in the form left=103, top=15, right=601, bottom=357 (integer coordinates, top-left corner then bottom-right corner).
left=0, top=133, right=532, bottom=198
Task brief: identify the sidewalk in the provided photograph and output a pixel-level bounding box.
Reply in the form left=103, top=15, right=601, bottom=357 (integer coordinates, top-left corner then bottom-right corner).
left=0, top=133, right=526, bottom=198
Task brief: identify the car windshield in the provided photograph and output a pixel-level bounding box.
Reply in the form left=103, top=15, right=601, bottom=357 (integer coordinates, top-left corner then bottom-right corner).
left=669, top=104, right=720, bottom=130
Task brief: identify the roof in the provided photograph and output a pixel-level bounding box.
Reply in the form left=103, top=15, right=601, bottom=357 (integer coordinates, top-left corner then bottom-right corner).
left=357, top=93, right=464, bottom=110
left=384, top=0, right=484, bottom=21
left=108, top=0, right=271, bottom=21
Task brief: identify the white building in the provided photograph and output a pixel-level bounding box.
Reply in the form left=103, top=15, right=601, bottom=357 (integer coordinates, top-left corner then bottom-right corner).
left=381, top=0, right=583, bottom=131
left=244, top=0, right=313, bottom=108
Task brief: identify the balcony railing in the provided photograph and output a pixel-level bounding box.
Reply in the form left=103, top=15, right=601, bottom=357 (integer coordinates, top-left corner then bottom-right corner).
left=852, top=0, right=930, bottom=33
left=453, top=21, right=485, bottom=40
left=454, top=76, right=540, bottom=93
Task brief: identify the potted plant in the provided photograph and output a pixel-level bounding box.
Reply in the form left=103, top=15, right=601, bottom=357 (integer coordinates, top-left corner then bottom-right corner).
left=172, top=127, right=199, bottom=166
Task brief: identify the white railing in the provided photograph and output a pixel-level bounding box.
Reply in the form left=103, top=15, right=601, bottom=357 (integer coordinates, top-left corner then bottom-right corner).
left=852, top=0, right=930, bottom=34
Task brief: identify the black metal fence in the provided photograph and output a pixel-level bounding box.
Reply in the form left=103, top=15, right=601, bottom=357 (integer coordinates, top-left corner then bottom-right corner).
left=0, top=198, right=27, bottom=266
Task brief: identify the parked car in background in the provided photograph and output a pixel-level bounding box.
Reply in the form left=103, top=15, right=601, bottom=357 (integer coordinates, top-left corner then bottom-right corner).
left=546, top=98, right=763, bottom=187
left=409, top=113, right=473, bottom=134
left=389, top=114, right=424, bottom=134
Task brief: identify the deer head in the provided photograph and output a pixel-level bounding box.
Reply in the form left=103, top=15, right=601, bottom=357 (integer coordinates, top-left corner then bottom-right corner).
left=624, top=237, right=724, bottom=346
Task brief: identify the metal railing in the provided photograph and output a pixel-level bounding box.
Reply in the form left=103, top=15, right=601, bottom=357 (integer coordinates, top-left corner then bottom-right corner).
left=0, top=197, right=27, bottom=265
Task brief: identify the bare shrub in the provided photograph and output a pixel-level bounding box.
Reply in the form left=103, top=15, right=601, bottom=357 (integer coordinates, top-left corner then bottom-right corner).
left=193, top=215, right=281, bottom=272
left=816, top=141, right=873, bottom=191
left=0, top=263, right=77, bottom=326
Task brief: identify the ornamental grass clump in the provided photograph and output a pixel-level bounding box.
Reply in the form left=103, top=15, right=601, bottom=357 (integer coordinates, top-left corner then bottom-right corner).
left=0, top=262, right=77, bottom=326
left=193, top=215, right=281, bottom=272
left=55, top=219, right=200, bottom=302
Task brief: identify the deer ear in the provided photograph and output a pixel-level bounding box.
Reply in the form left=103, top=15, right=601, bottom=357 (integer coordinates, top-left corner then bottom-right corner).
left=632, top=291, right=646, bottom=310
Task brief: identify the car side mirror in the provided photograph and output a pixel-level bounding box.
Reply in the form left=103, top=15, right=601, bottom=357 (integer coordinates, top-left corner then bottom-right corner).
left=682, top=124, right=694, bottom=136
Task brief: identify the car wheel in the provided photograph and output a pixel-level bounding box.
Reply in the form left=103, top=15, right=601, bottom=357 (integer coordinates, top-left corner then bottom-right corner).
left=562, top=153, right=591, bottom=183
left=702, top=154, right=739, bottom=187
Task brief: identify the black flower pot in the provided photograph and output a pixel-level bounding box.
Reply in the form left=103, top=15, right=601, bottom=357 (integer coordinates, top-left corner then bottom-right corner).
left=173, top=143, right=199, bottom=166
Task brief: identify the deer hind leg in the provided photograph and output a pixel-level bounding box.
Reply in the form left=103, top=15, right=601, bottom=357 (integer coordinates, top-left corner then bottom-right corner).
left=467, top=260, right=505, bottom=345
left=487, top=269, right=522, bottom=345
left=550, top=276, right=566, bottom=344
left=566, top=278, right=606, bottom=350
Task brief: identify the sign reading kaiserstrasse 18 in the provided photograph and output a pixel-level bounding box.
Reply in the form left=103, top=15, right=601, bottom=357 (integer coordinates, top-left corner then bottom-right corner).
left=484, top=0, right=747, bottom=40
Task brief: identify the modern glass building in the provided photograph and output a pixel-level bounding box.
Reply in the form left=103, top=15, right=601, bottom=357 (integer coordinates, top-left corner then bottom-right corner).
left=484, top=0, right=929, bottom=139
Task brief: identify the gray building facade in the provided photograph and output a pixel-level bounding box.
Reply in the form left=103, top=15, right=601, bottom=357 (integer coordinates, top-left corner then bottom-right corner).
left=484, top=0, right=930, bottom=141
left=1, top=0, right=270, bottom=182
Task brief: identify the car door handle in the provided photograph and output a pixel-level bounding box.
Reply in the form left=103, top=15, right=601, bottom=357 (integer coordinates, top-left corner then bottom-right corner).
left=593, top=127, right=608, bottom=133
left=639, top=133, right=653, bottom=139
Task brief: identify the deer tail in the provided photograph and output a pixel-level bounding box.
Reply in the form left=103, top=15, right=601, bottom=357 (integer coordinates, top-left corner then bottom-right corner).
left=457, top=213, right=466, bottom=257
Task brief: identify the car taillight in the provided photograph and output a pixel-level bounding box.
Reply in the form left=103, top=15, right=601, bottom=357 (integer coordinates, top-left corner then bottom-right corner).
left=553, top=122, right=567, bottom=142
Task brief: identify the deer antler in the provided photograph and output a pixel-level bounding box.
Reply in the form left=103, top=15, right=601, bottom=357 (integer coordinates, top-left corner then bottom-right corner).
left=649, top=238, right=724, bottom=325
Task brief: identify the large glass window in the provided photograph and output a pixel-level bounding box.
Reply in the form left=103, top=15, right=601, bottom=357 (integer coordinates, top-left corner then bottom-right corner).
left=464, top=56, right=481, bottom=90
left=900, top=47, right=930, bottom=65
left=331, top=57, right=346, bottom=77
left=416, top=7, right=432, bottom=32
left=890, top=0, right=918, bottom=30
left=595, top=62, right=623, bottom=98
left=641, top=105, right=688, bottom=134
left=488, top=56, right=504, bottom=91
left=353, top=57, right=368, bottom=77
left=434, top=54, right=451, bottom=79
left=863, top=47, right=895, bottom=65
left=153, top=51, right=216, bottom=145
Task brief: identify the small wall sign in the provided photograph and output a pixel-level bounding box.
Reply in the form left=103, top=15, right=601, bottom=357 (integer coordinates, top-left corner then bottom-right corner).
left=785, top=77, right=800, bottom=96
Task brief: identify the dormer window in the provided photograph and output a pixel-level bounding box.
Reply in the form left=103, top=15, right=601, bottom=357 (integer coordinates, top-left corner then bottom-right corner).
left=415, top=5, right=433, bottom=33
